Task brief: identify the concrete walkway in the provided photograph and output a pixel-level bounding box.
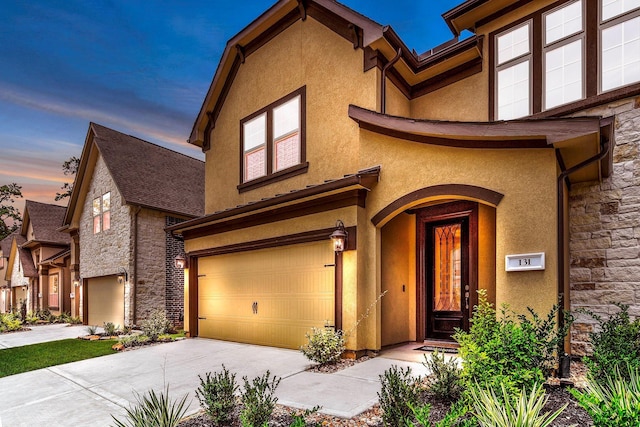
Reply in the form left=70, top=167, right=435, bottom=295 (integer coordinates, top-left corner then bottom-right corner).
left=0, top=323, right=90, bottom=349
left=0, top=327, right=430, bottom=426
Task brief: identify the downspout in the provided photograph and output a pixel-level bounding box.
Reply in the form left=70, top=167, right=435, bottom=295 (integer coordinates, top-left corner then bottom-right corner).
left=380, top=48, right=402, bottom=114
left=557, top=136, right=610, bottom=377
left=132, top=206, right=141, bottom=325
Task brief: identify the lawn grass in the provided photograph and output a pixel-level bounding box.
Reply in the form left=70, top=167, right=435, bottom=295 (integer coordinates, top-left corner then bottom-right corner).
left=0, top=338, right=117, bottom=378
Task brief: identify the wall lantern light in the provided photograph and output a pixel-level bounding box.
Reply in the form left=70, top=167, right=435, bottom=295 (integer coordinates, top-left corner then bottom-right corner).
left=330, top=220, right=348, bottom=253
left=73, top=280, right=80, bottom=288
left=174, top=253, right=188, bottom=269
left=21, top=285, right=27, bottom=291
left=117, top=268, right=128, bottom=284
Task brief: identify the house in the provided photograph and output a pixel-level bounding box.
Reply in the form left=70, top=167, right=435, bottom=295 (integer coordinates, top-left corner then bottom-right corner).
left=1, top=232, right=20, bottom=313
left=18, top=200, right=72, bottom=316
left=168, top=0, right=639, bottom=357
left=3, top=233, right=36, bottom=314
left=62, top=123, right=204, bottom=328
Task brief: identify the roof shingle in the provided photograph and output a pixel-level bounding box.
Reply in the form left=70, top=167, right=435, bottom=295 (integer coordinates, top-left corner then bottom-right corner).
left=24, top=200, right=69, bottom=245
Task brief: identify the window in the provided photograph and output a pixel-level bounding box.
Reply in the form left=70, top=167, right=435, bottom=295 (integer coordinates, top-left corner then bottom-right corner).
left=496, top=22, right=532, bottom=120
left=543, top=0, right=585, bottom=109
left=48, top=274, right=59, bottom=309
left=492, top=0, right=640, bottom=119
left=601, top=1, right=640, bottom=91
left=240, top=87, right=306, bottom=188
left=93, top=192, right=111, bottom=234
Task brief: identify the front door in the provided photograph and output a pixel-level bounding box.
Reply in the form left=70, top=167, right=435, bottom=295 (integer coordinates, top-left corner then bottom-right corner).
left=417, top=201, right=477, bottom=341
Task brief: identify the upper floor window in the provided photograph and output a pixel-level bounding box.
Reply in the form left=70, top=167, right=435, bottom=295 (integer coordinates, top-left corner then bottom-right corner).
left=240, top=87, right=307, bottom=190
left=93, top=192, right=111, bottom=234
left=492, top=0, right=640, bottom=119
left=544, top=0, right=585, bottom=109
left=600, top=0, right=640, bottom=91
left=496, top=22, right=532, bottom=120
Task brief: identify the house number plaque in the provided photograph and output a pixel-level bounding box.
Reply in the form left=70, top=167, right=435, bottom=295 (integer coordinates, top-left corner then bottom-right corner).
left=505, top=252, right=545, bottom=272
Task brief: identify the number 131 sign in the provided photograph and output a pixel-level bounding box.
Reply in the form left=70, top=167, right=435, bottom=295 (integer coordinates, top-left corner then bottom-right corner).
left=505, top=253, right=545, bottom=271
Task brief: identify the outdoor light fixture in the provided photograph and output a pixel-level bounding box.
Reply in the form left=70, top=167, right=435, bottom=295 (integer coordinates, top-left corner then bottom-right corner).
left=117, top=268, right=128, bottom=284
left=330, top=220, right=348, bottom=253
left=73, top=280, right=80, bottom=288
left=174, top=253, right=188, bottom=269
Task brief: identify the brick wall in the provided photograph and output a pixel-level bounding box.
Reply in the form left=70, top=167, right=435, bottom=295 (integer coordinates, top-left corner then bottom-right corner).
left=165, top=216, right=185, bottom=324
left=569, top=96, right=640, bottom=355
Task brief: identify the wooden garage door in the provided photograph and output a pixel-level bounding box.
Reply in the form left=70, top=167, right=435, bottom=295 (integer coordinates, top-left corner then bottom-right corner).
left=198, top=241, right=335, bottom=349
left=87, top=276, right=124, bottom=328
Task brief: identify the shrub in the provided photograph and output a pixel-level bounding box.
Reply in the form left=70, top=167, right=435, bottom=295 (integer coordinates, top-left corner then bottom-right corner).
left=141, top=309, right=171, bottom=342
left=240, top=370, right=281, bottom=427
left=300, top=327, right=345, bottom=365
left=378, top=365, right=421, bottom=426
left=571, top=365, right=640, bottom=427
left=111, top=385, right=189, bottom=427
left=288, top=406, right=321, bottom=427
left=407, top=400, right=475, bottom=427
left=453, top=290, right=571, bottom=397
left=581, top=304, right=640, bottom=384
left=469, top=382, right=566, bottom=427
left=423, top=350, right=462, bottom=400
left=0, top=312, right=22, bottom=332
left=196, top=365, right=238, bottom=425
left=104, top=322, right=119, bottom=336
left=119, top=335, right=150, bottom=348
left=87, top=325, right=99, bottom=335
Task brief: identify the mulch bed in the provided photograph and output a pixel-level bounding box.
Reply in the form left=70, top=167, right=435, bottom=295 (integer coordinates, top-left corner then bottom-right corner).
left=179, top=359, right=593, bottom=427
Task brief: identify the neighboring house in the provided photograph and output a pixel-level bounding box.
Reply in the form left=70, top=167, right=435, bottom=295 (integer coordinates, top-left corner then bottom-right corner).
left=4, top=233, right=36, bottom=314
left=62, top=123, right=204, bottom=328
left=0, top=232, right=18, bottom=313
left=168, top=0, right=639, bottom=358
left=20, top=200, right=71, bottom=316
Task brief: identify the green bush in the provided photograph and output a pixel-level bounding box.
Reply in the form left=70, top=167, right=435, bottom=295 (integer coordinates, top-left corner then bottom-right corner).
left=141, top=309, right=171, bottom=342
left=196, top=365, right=238, bottom=425
left=0, top=312, right=22, bottom=332
left=581, top=304, right=640, bottom=384
left=571, top=365, right=640, bottom=427
left=469, top=382, right=566, bottom=427
left=300, top=327, right=345, bottom=365
left=240, top=370, right=281, bottom=427
left=378, top=365, right=421, bottom=426
left=453, top=290, right=571, bottom=397
left=87, top=325, right=99, bottom=335
left=423, top=350, right=462, bottom=401
left=407, top=400, right=475, bottom=427
left=118, top=335, right=150, bottom=348
left=103, top=322, right=119, bottom=336
left=111, top=385, right=189, bottom=427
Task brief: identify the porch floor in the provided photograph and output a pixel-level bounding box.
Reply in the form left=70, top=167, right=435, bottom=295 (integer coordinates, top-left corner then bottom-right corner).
left=379, top=341, right=459, bottom=363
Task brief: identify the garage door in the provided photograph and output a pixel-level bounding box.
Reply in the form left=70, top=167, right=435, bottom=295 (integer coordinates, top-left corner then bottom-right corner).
left=198, top=241, right=335, bottom=349
left=87, top=275, right=124, bottom=327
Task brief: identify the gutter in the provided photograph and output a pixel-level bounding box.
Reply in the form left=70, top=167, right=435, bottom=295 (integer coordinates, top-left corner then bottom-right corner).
left=380, top=48, right=401, bottom=114
left=556, top=133, right=611, bottom=377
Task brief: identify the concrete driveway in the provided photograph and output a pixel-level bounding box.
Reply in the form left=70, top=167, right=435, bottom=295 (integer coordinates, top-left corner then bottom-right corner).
left=0, top=328, right=429, bottom=426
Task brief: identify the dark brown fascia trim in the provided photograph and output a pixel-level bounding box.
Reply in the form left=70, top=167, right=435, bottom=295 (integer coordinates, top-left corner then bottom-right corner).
left=167, top=166, right=380, bottom=235
left=475, top=0, right=534, bottom=30
left=182, top=189, right=366, bottom=240
left=442, top=0, right=490, bottom=35
left=349, top=104, right=605, bottom=148
left=21, top=240, right=68, bottom=250
left=372, top=184, right=504, bottom=226
left=187, top=226, right=357, bottom=258
left=127, top=202, right=200, bottom=222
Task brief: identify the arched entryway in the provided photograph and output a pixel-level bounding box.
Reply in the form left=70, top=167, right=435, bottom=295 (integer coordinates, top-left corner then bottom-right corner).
left=377, top=186, right=501, bottom=347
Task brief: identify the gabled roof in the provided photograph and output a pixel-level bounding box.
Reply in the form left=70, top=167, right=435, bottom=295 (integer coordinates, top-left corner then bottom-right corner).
left=63, top=123, right=205, bottom=231
left=0, top=232, right=18, bottom=257
left=21, top=200, right=69, bottom=246
left=4, top=234, right=36, bottom=281
left=190, top=0, right=481, bottom=148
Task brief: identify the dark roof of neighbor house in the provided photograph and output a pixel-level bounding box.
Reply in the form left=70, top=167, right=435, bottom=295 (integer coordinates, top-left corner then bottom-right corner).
left=0, top=232, right=19, bottom=256
left=91, top=123, right=205, bottom=218
left=19, top=245, right=37, bottom=278
left=23, top=200, right=69, bottom=245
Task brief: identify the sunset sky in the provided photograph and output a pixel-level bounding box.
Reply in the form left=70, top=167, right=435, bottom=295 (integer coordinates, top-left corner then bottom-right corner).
left=0, top=0, right=464, bottom=216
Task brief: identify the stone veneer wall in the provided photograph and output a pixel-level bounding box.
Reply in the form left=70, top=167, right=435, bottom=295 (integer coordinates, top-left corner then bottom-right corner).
left=79, top=155, right=132, bottom=323
left=165, top=216, right=185, bottom=324
left=570, top=96, right=640, bottom=356
left=134, top=208, right=167, bottom=323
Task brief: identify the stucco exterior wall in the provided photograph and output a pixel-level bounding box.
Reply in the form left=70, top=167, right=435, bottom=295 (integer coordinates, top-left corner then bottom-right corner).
left=359, top=131, right=559, bottom=318
left=569, top=97, right=640, bottom=355
left=204, top=17, right=377, bottom=214
left=10, top=254, right=30, bottom=309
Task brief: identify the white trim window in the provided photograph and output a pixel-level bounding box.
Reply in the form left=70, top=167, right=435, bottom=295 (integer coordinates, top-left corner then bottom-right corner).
left=600, top=0, right=640, bottom=92
left=544, top=0, right=585, bottom=109
left=496, top=22, right=532, bottom=120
